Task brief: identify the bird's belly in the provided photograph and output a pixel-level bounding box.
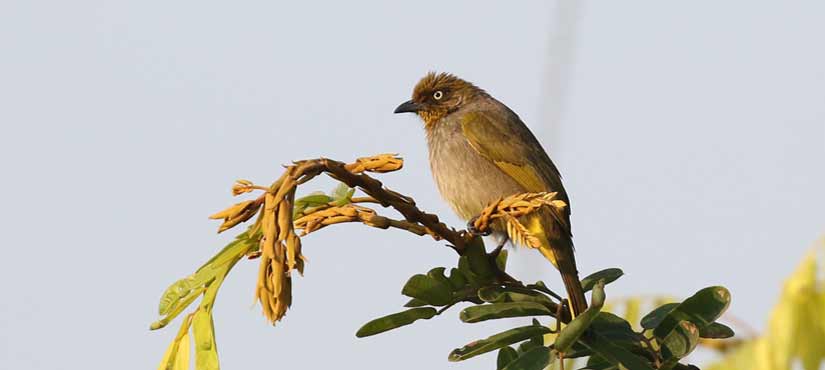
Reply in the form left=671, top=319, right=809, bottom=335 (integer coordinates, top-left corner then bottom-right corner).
left=429, top=136, right=524, bottom=221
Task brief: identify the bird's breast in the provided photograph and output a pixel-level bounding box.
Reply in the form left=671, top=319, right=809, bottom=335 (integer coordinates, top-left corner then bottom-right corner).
left=426, top=118, right=524, bottom=221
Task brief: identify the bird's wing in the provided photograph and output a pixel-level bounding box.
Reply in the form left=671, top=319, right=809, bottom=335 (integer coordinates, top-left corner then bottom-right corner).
left=459, top=110, right=568, bottom=202
left=460, top=109, right=584, bottom=315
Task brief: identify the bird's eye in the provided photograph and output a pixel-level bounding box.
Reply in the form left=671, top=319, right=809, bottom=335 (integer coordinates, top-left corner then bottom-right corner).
left=433, top=91, right=444, bottom=100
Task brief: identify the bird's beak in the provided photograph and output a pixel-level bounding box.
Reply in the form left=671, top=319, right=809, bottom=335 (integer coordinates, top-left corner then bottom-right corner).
left=394, top=100, right=421, bottom=114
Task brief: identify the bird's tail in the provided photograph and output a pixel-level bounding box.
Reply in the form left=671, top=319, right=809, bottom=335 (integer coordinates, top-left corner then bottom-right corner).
left=537, top=241, right=588, bottom=316
left=563, top=274, right=588, bottom=317
left=523, top=213, right=588, bottom=317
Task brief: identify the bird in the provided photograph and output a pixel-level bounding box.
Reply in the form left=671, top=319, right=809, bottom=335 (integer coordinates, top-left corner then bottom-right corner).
left=393, top=72, right=587, bottom=315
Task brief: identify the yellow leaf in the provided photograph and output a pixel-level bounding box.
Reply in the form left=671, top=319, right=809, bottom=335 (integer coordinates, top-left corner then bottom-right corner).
left=706, top=239, right=825, bottom=370
left=766, top=250, right=816, bottom=369
left=157, top=340, right=175, bottom=370
left=157, top=314, right=193, bottom=370
left=706, top=338, right=771, bottom=370
left=625, top=298, right=641, bottom=330
left=794, top=253, right=825, bottom=370
left=192, top=309, right=219, bottom=370
left=173, top=332, right=190, bottom=370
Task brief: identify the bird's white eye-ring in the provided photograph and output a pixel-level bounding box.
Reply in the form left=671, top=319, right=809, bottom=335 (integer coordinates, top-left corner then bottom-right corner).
left=433, top=91, right=444, bottom=100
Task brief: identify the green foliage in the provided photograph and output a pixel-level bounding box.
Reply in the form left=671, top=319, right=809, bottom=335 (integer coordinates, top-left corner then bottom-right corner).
left=554, top=280, right=606, bottom=352
left=641, top=303, right=679, bottom=330
left=460, top=302, right=553, bottom=323
left=652, top=286, right=731, bottom=340
left=356, top=307, right=438, bottom=337
left=499, top=346, right=552, bottom=370
left=358, top=238, right=733, bottom=370
left=580, top=268, right=624, bottom=293
left=448, top=323, right=552, bottom=361
left=583, top=333, right=655, bottom=370
left=156, top=210, right=736, bottom=370
left=401, top=274, right=454, bottom=306
left=699, top=323, right=735, bottom=339
left=293, top=183, right=354, bottom=217
left=641, top=286, right=730, bottom=365
left=497, top=347, right=520, bottom=369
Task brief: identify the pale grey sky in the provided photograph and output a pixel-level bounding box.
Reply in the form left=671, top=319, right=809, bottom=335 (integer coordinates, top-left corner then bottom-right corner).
left=1, top=1, right=823, bottom=369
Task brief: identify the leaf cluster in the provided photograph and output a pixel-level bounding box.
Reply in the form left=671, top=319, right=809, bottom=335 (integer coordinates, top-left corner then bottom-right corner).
left=357, top=240, right=733, bottom=370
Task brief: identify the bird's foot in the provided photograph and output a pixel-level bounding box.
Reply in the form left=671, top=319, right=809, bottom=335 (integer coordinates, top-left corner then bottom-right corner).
left=466, top=216, right=491, bottom=236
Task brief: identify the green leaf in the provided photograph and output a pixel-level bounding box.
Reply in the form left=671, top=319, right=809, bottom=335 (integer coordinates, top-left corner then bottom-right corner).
left=403, top=298, right=429, bottom=308
left=500, top=346, right=551, bottom=370
left=525, top=280, right=563, bottom=300
left=698, top=322, right=735, bottom=339
left=150, top=286, right=206, bottom=330
left=477, top=286, right=512, bottom=303
left=590, top=312, right=638, bottom=343
left=458, top=256, right=481, bottom=285
left=157, top=235, right=253, bottom=315
left=293, top=192, right=333, bottom=217
left=653, top=286, right=731, bottom=340
left=330, top=183, right=355, bottom=205
left=465, top=237, right=494, bottom=279
left=448, top=324, right=552, bottom=362
left=580, top=268, right=623, bottom=293
left=355, top=307, right=438, bottom=338
left=477, top=286, right=555, bottom=306
left=427, top=267, right=452, bottom=288
left=660, top=320, right=700, bottom=360
left=497, top=347, right=519, bottom=370
left=496, top=249, right=509, bottom=271
left=562, top=341, right=593, bottom=359
left=554, top=280, right=606, bottom=353
left=460, top=302, right=553, bottom=323
left=518, top=335, right=544, bottom=354
left=401, top=274, right=453, bottom=306
left=196, top=232, right=258, bottom=272
left=583, top=353, right=618, bottom=370
left=640, top=303, right=678, bottom=330
left=581, top=332, right=655, bottom=370
left=158, top=278, right=196, bottom=316
left=447, top=268, right=467, bottom=290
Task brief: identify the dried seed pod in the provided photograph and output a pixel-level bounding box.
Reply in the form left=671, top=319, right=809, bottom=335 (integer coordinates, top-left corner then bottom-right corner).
left=337, top=205, right=358, bottom=217
left=286, top=233, right=301, bottom=272
left=216, top=201, right=261, bottom=233
left=322, top=215, right=357, bottom=225
left=504, top=214, right=541, bottom=249
left=209, top=200, right=255, bottom=221
left=277, top=194, right=293, bottom=242
left=262, top=193, right=278, bottom=259
left=231, top=179, right=255, bottom=196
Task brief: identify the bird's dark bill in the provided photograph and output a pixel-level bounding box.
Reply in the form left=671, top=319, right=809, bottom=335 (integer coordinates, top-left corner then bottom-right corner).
left=393, top=100, right=421, bottom=114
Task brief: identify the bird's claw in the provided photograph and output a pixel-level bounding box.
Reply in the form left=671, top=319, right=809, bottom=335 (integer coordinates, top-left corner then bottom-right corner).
left=467, top=217, right=491, bottom=236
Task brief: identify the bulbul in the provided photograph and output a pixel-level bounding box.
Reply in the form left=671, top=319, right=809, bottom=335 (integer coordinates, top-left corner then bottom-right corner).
left=394, top=72, right=587, bottom=315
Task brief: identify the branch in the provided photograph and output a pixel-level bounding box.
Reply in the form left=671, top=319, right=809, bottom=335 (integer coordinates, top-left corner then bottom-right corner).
left=319, top=157, right=469, bottom=251
left=208, top=154, right=570, bottom=324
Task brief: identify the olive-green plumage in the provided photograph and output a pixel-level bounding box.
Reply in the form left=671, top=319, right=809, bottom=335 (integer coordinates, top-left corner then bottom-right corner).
left=394, top=72, right=587, bottom=315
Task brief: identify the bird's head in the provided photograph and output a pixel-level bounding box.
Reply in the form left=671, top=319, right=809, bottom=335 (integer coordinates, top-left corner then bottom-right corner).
left=394, top=72, right=485, bottom=126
